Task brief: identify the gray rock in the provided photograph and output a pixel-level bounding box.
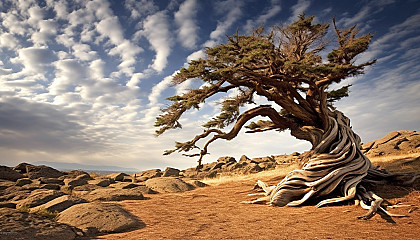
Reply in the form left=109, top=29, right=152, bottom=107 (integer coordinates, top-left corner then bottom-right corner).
left=0, top=208, right=78, bottom=240
left=56, top=202, right=144, bottom=235
left=162, top=167, right=180, bottom=177
left=106, top=172, right=129, bottom=182
left=15, top=178, right=33, bottom=187
left=0, top=166, right=24, bottom=181
left=16, top=189, right=65, bottom=209
left=30, top=195, right=87, bottom=213
left=145, top=177, right=195, bottom=193
left=26, top=165, right=64, bottom=179
left=83, top=188, right=145, bottom=201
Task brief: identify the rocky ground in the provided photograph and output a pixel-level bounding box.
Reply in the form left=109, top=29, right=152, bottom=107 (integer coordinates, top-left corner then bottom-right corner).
left=0, top=130, right=419, bottom=239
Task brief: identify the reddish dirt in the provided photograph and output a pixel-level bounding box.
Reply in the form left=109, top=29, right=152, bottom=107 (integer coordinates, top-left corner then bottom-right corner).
left=96, top=176, right=420, bottom=240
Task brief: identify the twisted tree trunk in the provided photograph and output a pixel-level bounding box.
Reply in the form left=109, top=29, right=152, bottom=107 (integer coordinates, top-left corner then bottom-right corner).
left=255, top=110, right=412, bottom=219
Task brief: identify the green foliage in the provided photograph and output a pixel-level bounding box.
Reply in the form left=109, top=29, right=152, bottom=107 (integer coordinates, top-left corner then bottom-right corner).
left=327, top=84, right=351, bottom=103
left=155, top=14, right=375, bottom=160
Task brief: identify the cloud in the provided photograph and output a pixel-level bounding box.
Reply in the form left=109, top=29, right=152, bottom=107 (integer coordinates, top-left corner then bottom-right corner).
left=0, top=33, right=19, bottom=49
left=141, top=11, right=173, bottom=72
left=0, top=96, right=91, bottom=153
left=174, top=0, right=199, bottom=49
left=49, top=59, right=86, bottom=95
left=288, top=0, right=311, bottom=22
left=14, top=47, right=56, bottom=74
left=0, top=11, right=28, bottom=35
left=209, top=0, right=243, bottom=42
left=337, top=0, right=396, bottom=27
left=244, top=0, right=281, bottom=33
left=124, top=0, right=158, bottom=20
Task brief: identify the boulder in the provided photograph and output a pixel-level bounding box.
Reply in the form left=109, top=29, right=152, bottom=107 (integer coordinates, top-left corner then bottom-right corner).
left=16, top=189, right=65, bottom=209
left=0, top=208, right=78, bottom=240
left=88, top=178, right=111, bottom=187
left=122, top=176, right=134, bottom=182
left=210, top=162, right=225, bottom=171
left=12, top=162, right=34, bottom=173
left=138, top=169, right=162, bottom=178
left=15, top=178, right=33, bottom=187
left=217, top=156, right=236, bottom=164
left=239, top=155, right=251, bottom=163
left=26, top=165, right=64, bottom=179
left=83, top=188, right=145, bottom=201
left=251, top=156, right=274, bottom=164
left=109, top=182, right=142, bottom=189
left=185, top=180, right=208, bottom=188
left=106, top=172, right=129, bottom=182
left=145, top=177, right=195, bottom=193
left=0, top=166, right=24, bottom=181
left=56, top=202, right=144, bottom=235
left=241, top=162, right=262, bottom=174
left=71, top=184, right=102, bottom=196
left=362, top=130, right=420, bottom=156
left=162, top=167, right=180, bottom=177
left=106, top=182, right=156, bottom=194
left=62, top=170, right=90, bottom=179
left=258, top=162, right=277, bottom=170
left=39, top=177, right=64, bottom=185
left=64, top=175, right=89, bottom=188
left=30, top=195, right=87, bottom=213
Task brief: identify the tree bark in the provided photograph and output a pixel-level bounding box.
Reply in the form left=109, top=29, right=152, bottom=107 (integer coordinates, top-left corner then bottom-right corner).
left=267, top=110, right=374, bottom=207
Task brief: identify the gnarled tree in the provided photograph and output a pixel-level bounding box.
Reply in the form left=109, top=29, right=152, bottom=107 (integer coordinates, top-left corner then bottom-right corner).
left=155, top=15, right=414, bottom=219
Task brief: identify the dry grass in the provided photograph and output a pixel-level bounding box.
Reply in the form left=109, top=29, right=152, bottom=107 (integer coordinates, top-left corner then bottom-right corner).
left=201, top=151, right=420, bottom=186
left=201, top=163, right=299, bottom=185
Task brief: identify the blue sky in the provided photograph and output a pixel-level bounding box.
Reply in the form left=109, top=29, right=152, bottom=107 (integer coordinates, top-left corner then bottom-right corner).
left=0, top=0, right=419, bottom=171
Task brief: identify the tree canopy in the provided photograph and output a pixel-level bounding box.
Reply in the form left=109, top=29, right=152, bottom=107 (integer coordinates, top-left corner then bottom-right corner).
left=155, top=14, right=375, bottom=166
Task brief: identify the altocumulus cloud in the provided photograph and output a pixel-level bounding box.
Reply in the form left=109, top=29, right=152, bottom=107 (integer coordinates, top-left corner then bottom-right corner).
left=0, top=0, right=418, bottom=171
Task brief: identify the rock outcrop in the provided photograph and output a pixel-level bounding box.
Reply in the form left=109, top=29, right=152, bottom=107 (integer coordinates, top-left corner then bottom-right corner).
left=145, top=177, right=195, bottom=193
left=362, top=130, right=420, bottom=157
left=0, top=166, right=23, bottom=181
left=0, top=208, right=78, bottom=240
left=56, top=202, right=144, bottom=235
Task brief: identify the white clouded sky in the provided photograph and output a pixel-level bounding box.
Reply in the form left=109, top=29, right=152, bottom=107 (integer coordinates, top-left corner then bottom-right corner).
left=0, top=0, right=419, bottom=171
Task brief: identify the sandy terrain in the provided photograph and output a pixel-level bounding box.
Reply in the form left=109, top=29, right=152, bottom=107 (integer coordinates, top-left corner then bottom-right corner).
left=97, top=169, right=420, bottom=240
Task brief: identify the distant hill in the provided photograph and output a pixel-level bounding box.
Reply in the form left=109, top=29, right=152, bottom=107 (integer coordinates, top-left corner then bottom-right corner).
left=33, top=161, right=139, bottom=173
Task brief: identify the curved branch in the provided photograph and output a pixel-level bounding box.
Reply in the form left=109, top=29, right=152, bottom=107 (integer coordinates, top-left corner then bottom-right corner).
left=167, top=106, right=291, bottom=166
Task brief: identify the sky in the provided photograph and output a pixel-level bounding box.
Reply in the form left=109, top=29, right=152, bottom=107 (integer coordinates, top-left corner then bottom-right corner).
left=0, top=0, right=419, bottom=171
